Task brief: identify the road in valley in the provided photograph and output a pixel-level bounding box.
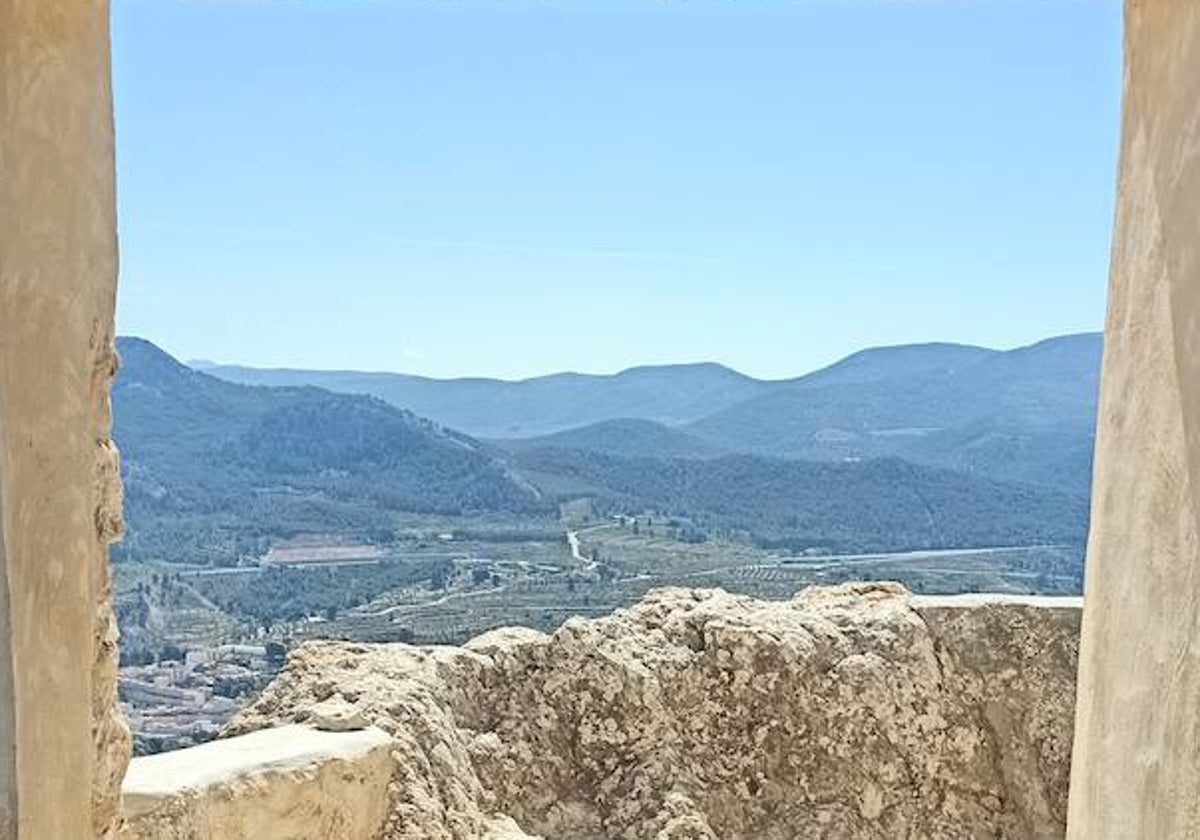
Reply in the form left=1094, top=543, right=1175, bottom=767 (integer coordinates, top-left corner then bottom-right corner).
left=772, top=544, right=1075, bottom=570
left=567, top=523, right=616, bottom=571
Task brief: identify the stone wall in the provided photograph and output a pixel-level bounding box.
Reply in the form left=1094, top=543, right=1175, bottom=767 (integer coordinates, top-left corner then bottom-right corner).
left=232, top=585, right=1081, bottom=840
left=0, top=0, right=131, bottom=838
left=3, top=0, right=1199, bottom=837
left=121, top=725, right=393, bottom=840
left=1066, top=3, right=1200, bottom=838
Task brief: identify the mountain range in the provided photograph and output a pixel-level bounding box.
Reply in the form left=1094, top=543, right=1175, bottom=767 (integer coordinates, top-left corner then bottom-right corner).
left=196, top=359, right=766, bottom=439
left=200, top=333, right=1101, bottom=497
left=114, top=335, right=1095, bottom=562
left=114, top=337, right=539, bottom=563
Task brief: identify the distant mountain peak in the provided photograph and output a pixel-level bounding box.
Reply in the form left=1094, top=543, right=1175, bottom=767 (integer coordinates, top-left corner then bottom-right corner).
left=185, top=344, right=769, bottom=438
left=794, top=342, right=999, bottom=389
left=119, top=331, right=1101, bottom=498
left=498, top=416, right=725, bottom=460
left=612, top=361, right=750, bottom=377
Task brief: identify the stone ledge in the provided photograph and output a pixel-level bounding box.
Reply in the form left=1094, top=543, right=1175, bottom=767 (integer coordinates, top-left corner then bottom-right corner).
left=121, top=724, right=393, bottom=840
left=911, top=593, right=1083, bottom=610
left=229, top=584, right=1082, bottom=839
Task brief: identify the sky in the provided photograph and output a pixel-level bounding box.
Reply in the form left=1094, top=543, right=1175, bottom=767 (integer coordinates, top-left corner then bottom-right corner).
left=111, top=0, right=1123, bottom=381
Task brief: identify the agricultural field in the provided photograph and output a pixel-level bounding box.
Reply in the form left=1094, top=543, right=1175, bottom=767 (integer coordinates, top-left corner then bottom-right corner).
left=272, top=516, right=1085, bottom=647
left=112, top=506, right=1084, bottom=757
left=114, top=511, right=1084, bottom=653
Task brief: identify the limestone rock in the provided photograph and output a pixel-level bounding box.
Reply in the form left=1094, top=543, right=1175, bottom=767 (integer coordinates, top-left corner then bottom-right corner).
left=121, top=724, right=392, bottom=840
left=94, top=341, right=134, bottom=840
left=2, top=3, right=132, bottom=835
left=309, top=697, right=370, bottom=732
left=230, top=584, right=1080, bottom=840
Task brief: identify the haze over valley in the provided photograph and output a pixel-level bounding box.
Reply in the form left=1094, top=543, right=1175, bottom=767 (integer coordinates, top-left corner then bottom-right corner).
left=89, top=5, right=1129, bottom=826
left=198, top=331, right=1100, bottom=496
left=113, top=330, right=1095, bottom=702
left=111, top=330, right=1101, bottom=755
left=120, top=332, right=1099, bottom=563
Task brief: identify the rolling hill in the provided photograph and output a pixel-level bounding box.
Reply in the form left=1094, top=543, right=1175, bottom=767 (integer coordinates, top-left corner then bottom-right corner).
left=684, top=334, right=1102, bottom=495
left=511, top=446, right=1089, bottom=553
left=198, top=334, right=1101, bottom=497
left=196, top=360, right=767, bottom=439
left=116, top=336, right=1093, bottom=563
left=781, top=342, right=999, bottom=388
left=114, top=338, right=541, bottom=564
left=495, top=418, right=726, bottom=460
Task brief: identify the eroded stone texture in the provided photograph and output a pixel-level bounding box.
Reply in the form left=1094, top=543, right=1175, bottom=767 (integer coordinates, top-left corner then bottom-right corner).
left=231, top=584, right=1079, bottom=840
left=121, top=724, right=393, bottom=840
left=92, top=346, right=131, bottom=840
left=0, top=0, right=131, bottom=837
left=1066, top=4, right=1200, bottom=839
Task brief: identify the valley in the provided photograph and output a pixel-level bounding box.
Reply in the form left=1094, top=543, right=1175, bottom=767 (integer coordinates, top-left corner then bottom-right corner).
left=111, top=333, right=1097, bottom=754
left=114, top=510, right=1083, bottom=753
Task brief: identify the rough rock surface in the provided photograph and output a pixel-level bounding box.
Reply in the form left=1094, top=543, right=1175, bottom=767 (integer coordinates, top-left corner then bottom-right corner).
left=2, top=1, right=132, bottom=835
left=121, top=724, right=393, bottom=840
left=230, top=584, right=1079, bottom=840
left=1066, top=4, right=1200, bottom=839
left=94, top=338, right=134, bottom=840
left=310, top=697, right=371, bottom=732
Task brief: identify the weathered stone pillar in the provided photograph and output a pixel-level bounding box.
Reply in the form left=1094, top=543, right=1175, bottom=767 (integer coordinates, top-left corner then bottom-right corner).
left=0, top=1, right=130, bottom=838
left=1067, top=2, right=1200, bottom=837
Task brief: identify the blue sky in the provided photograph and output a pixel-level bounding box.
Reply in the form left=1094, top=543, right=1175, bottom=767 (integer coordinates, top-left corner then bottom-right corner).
left=112, top=0, right=1122, bottom=380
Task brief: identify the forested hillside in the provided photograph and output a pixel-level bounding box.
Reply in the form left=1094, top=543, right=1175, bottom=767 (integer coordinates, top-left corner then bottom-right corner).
left=512, top=447, right=1088, bottom=553
left=496, top=418, right=725, bottom=460
left=114, top=338, right=540, bottom=563
left=116, top=337, right=1092, bottom=565
left=197, top=360, right=766, bottom=439
left=684, top=334, right=1101, bottom=494
left=201, top=334, right=1101, bottom=497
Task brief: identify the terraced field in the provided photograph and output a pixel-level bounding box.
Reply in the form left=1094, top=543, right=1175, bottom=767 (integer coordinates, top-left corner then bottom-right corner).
left=293, top=523, right=1084, bottom=646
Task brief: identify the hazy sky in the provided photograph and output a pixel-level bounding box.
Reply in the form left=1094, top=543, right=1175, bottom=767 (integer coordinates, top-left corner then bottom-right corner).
left=112, top=0, right=1122, bottom=380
